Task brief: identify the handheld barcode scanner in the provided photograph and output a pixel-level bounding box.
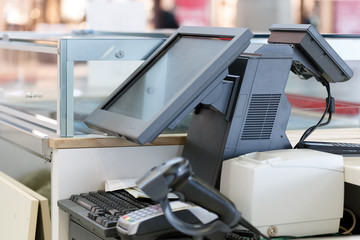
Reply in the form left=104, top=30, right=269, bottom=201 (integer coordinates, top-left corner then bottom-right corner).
left=137, top=157, right=269, bottom=239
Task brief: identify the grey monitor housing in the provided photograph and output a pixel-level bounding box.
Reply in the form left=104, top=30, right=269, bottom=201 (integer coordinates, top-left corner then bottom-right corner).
left=85, top=26, right=253, bottom=144
left=182, top=44, right=294, bottom=186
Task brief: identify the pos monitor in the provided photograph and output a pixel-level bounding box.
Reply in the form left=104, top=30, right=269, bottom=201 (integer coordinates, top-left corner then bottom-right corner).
left=85, top=26, right=253, bottom=144
left=268, top=24, right=353, bottom=83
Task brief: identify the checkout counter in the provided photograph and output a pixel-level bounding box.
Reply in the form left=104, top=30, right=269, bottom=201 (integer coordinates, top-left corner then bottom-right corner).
left=0, top=26, right=360, bottom=240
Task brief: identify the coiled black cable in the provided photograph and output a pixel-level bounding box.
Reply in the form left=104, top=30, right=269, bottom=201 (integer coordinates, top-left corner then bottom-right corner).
left=225, top=229, right=260, bottom=240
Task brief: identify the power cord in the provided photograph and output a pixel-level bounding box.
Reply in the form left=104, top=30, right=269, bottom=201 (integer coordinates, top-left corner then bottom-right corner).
left=294, top=80, right=335, bottom=148
left=340, top=208, right=356, bottom=235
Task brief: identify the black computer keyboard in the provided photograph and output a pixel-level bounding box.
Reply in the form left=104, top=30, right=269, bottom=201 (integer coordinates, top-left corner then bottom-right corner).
left=58, top=189, right=155, bottom=239
left=297, top=141, right=360, bottom=155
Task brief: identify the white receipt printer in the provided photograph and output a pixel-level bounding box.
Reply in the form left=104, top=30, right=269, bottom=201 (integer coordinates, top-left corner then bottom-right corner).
left=220, top=149, right=344, bottom=237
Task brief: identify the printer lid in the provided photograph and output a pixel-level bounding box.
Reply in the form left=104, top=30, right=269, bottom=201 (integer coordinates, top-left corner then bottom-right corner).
left=242, top=149, right=343, bottom=172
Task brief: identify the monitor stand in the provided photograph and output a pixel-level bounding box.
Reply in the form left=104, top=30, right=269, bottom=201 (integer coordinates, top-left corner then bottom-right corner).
left=182, top=44, right=294, bottom=187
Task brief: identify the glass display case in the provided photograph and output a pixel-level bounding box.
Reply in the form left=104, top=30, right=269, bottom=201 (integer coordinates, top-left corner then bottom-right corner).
left=0, top=31, right=166, bottom=159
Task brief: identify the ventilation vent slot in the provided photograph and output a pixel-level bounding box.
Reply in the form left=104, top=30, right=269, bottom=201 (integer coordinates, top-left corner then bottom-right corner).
left=241, top=94, right=281, bottom=140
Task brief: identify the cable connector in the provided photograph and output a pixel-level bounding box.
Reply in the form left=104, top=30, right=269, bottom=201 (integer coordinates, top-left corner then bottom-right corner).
left=326, top=97, right=335, bottom=113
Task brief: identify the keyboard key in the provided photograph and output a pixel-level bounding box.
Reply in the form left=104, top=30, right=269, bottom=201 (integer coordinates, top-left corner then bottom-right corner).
left=69, top=189, right=154, bottom=230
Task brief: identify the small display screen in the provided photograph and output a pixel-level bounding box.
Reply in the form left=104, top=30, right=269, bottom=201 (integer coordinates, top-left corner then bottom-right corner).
left=105, top=36, right=231, bottom=121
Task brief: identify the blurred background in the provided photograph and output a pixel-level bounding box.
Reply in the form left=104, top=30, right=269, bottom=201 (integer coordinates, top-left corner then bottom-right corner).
left=0, top=0, right=359, bottom=134
left=1, top=0, right=360, bottom=34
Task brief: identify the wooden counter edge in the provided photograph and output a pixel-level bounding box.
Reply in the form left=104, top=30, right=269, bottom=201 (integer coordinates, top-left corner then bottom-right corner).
left=48, top=128, right=360, bottom=149
left=48, top=134, right=187, bottom=149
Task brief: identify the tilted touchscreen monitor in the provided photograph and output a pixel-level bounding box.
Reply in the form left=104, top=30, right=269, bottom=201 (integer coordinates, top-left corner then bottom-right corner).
left=85, top=26, right=253, bottom=144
